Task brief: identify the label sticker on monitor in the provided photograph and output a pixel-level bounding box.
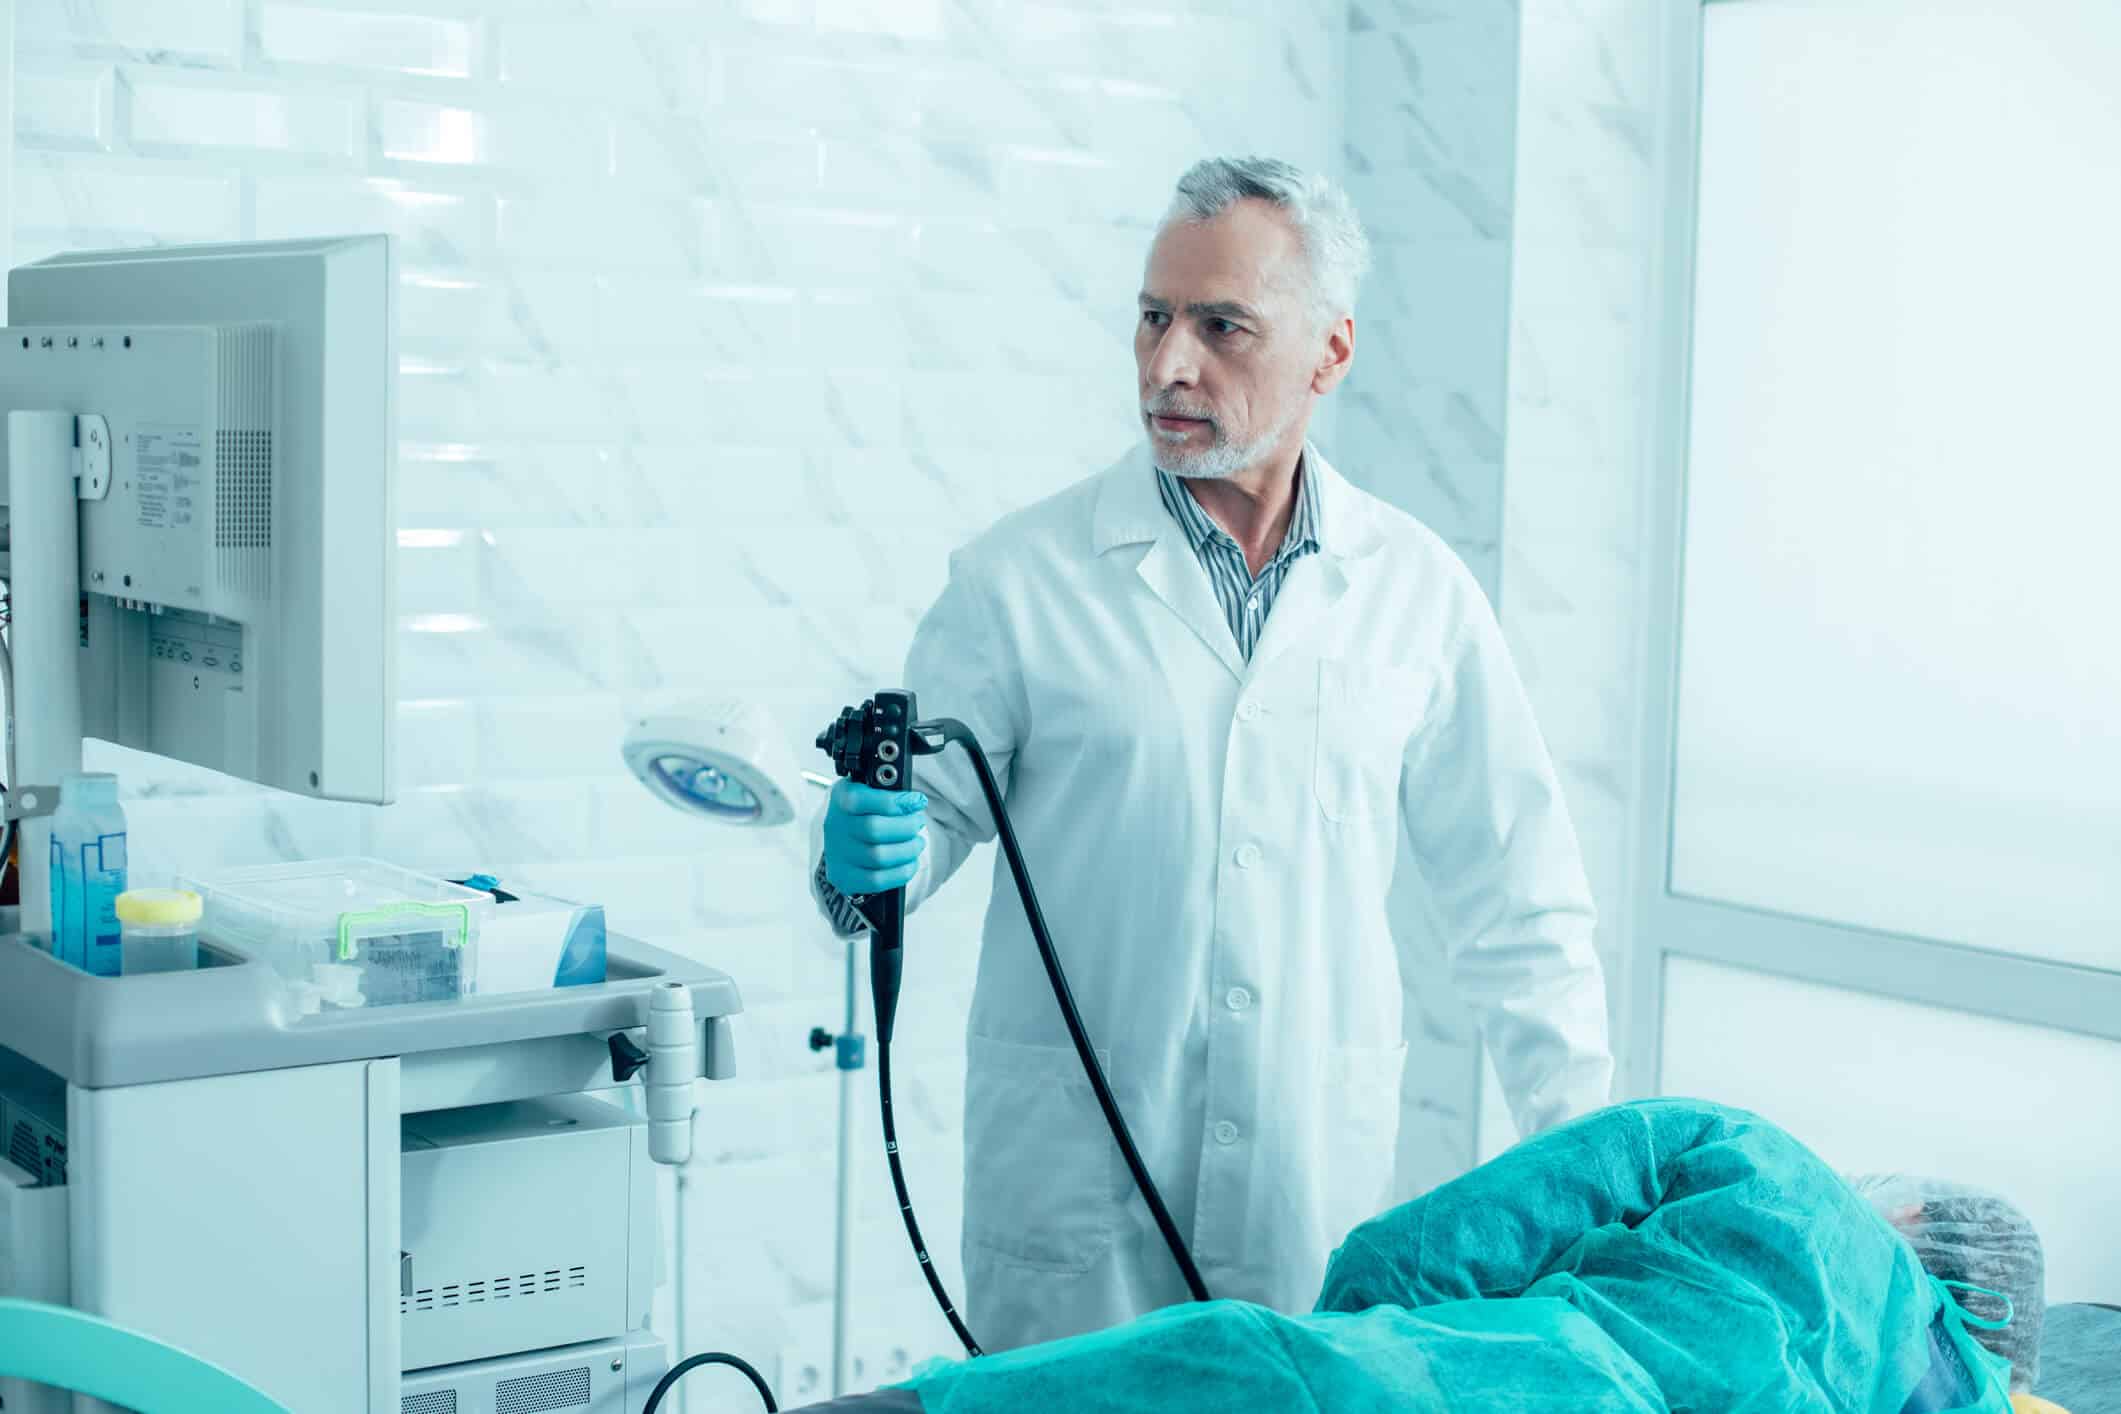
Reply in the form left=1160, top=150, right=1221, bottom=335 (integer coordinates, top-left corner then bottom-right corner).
left=136, top=424, right=203, bottom=530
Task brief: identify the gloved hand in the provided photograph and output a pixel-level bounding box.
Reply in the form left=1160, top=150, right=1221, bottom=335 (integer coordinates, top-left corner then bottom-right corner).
left=822, top=780, right=928, bottom=897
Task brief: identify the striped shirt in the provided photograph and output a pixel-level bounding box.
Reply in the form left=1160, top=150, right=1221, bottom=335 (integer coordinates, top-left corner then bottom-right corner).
left=1154, top=454, right=1323, bottom=661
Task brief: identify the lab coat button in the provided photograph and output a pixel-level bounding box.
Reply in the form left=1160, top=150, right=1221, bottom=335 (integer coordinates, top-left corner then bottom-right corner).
left=1226, top=987, right=1252, bottom=1012
left=1213, top=1121, right=1240, bottom=1145
left=1236, top=700, right=1261, bottom=723
left=1234, top=843, right=1262, bottom=869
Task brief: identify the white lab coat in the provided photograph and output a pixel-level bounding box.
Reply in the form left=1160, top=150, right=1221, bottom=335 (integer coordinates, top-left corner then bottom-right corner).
left=812, top=443, right=1612, bottom=1351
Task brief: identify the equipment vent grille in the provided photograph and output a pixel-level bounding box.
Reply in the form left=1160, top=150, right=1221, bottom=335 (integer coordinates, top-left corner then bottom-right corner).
left=401, top=1391, right=456, bottom=1414
left=399, top=1266, right=589, bottom=1315
left=495, top=1366, right=591, bottom=1414
left=214, top=323, right=273, bottom=597
left=6, top=1120, right=37, bottom=1176
left=214, top=429, right=271, bottom=548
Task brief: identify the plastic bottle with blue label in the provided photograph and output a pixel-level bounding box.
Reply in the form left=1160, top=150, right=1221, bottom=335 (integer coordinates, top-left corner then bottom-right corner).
left=48, top=772, right=128, bottom=975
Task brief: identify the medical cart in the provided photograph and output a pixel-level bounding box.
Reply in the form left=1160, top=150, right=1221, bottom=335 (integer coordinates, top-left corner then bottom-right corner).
left=0, top=916, right=742, bottom=1414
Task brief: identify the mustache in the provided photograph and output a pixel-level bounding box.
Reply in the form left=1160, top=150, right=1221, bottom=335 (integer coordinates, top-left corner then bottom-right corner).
left=1143, top=394, right=1218, bottom=424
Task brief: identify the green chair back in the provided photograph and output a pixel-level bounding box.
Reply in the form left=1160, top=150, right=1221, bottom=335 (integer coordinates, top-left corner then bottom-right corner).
left=0, top=1298, right=289, bottom=1413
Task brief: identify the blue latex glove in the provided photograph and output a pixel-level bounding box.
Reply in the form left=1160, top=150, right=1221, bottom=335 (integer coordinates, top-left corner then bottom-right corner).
left=822, top=779, right=928, bottom=896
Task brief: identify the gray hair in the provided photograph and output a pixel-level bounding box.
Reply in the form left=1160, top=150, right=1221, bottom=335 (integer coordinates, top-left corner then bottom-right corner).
left=1164, top=156, right=1371, bottom=325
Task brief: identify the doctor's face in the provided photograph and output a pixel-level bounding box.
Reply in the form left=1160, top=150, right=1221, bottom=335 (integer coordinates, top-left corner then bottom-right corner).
left=1135, top=200, right=1332, bottom=481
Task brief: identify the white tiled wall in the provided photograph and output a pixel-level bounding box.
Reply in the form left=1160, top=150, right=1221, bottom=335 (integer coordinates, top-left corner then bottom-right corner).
left=1336, top=0, right=1522, bottom=1199
left=1482, top=0, right=1664, bottom=1159
left=11, top=0, right=1523, bottom=1400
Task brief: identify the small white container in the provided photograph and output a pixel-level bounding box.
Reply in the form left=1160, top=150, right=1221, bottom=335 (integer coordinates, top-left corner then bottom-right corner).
left=116, top=888, right=202, bottom=974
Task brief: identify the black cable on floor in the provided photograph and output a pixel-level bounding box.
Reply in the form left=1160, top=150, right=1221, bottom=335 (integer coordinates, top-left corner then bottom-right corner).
left=640, top=1350, right=778, bottom=1413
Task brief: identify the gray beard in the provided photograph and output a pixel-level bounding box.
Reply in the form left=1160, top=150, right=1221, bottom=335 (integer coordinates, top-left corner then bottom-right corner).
left=1147, top=410, right=1296, bottom=481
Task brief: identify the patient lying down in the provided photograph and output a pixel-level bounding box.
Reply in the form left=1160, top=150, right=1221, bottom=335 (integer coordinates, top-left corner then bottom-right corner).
left=801, top=1100, right=2026, bottom=1414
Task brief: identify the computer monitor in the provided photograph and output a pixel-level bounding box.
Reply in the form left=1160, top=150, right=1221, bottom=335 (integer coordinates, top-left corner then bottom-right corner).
left=2, top=235, right=397, bottom=933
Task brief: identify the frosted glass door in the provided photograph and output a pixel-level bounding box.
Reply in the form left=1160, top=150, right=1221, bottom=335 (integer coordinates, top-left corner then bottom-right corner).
left=1671, top=2, right=2121, bottom=970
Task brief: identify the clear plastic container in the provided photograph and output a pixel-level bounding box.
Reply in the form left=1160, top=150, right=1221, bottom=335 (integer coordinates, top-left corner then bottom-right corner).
left=116, top=888, right=202, bottom=974
left=180, top=858, right=488, bottom=1010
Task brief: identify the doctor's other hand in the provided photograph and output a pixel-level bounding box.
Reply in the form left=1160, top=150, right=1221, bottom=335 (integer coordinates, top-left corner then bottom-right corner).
left=823, top=779, right=929, bottom=896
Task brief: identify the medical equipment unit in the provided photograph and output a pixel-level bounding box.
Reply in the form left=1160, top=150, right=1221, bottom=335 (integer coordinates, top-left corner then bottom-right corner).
left=815, top=691, right=1213, bottom=1357
left=0, top=235, right=745, bottom=1414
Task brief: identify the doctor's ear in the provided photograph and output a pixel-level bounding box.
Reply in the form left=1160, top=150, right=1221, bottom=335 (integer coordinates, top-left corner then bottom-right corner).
left=1312, top=316, right=1355, bottom=394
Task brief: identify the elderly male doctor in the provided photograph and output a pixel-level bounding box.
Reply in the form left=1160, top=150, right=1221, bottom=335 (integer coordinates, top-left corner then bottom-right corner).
left=811, top=156, right=1612, bottom=1351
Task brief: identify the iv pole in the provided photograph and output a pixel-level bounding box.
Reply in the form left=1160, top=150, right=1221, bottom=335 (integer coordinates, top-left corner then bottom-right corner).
left=834, top=937, right=858, bottom=1397
left=806, top=868, right=864, bottom=1400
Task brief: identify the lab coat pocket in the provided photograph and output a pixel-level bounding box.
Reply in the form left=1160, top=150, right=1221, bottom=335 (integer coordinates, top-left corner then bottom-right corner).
left=961, top=1035, right=1128, bottom=1274
left=1320, top=1041, right=1407, bottom=1240
left=1314, top=660, right=1434, bottom=823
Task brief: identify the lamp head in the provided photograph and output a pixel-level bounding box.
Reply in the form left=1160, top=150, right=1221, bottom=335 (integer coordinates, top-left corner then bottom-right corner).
left=621, top=701, right=796, bottom=827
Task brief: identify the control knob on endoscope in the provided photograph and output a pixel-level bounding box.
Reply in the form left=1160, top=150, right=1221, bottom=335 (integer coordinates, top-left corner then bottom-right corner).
left=816, top=706, right=867, bottom=780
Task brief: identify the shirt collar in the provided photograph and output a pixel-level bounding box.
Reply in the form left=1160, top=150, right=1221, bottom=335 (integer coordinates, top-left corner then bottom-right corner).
left=1094, top=440, right=1382, bottom=560
left=1155, top=449, right=1323, bottom=565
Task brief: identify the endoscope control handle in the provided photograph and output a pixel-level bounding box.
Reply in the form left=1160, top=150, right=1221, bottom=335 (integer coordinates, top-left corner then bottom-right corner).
left=819, top=689, right=916, bottom=950
left=815, top=691, right=919, bottom=1045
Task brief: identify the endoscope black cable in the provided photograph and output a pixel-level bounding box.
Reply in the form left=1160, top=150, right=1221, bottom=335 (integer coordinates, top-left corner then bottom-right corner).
left=878, top=1026, right=983, bottom=1356
left=927, top=717, right=1212, bottom=1307
left=860, top=714, right=1210, bottom=1362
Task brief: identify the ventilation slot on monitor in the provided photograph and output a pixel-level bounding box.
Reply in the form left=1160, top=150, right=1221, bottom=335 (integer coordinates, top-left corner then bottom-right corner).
left=495, top=1366, right=591, bottom=1414
left=401, top=1391, right=456, bottom=1414
left=214, top=324, right=274, bottom=599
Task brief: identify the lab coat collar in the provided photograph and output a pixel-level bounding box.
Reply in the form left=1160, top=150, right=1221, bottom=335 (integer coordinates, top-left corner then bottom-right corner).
left=1091, top=439, right=1382, bottom=561
left=1091, top=440, right=1376, bottom=683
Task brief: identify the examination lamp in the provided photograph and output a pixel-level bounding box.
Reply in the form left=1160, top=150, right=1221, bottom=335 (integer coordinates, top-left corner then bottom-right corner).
left=622, top=701, right=799, bottom=828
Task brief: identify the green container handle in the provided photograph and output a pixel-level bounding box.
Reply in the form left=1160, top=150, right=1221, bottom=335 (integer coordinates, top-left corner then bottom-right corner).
left=335, top=901, right=471, bottom=961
